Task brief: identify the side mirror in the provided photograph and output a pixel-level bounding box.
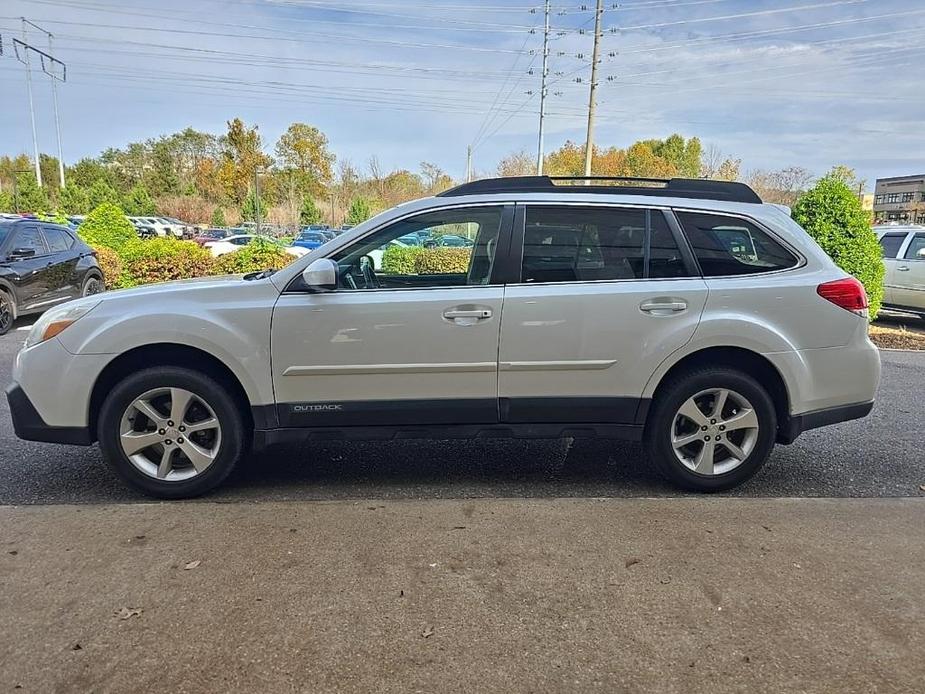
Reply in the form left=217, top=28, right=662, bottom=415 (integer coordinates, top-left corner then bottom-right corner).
left=302, top=258, right=338, bottom=292
left=8, top=247, right=36, bottom=260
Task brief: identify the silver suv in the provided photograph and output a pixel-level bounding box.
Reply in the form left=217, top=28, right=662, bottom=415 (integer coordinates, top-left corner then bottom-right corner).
left=7, top=176, right=880, bottom=498
left=876, top=225, right=925, bottom=316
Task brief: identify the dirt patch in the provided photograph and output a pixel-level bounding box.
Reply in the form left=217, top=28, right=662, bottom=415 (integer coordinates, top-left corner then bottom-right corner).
left=869, top=324, right=925, bottom=350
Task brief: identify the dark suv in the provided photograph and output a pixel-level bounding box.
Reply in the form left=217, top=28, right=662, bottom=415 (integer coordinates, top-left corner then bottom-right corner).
left=0, top=219, right=104, bottom=335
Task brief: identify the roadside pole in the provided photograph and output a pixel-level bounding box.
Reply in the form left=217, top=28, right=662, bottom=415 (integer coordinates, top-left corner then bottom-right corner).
left=583, top=0, right=604, bottom=178
left=536, top=0, right=550, bottom=175
left=21, top=19, right=42, bottom=187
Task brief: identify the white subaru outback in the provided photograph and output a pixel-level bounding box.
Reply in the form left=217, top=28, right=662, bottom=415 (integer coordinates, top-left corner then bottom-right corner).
left=7, top=177, right=880, bottom=498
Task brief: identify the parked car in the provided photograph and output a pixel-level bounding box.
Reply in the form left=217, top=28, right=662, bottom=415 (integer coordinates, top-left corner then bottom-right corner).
left=192, top=228, right=232, bottom=246
left=876, top=225, right=925, bottom=317
left=290, top=231, right=329, bottom=251
left=423, top=234, right=474, bottom=248
left=0, top=219, right=103, bottom=336
left=6, top=176, right=880, bottom=498
left=205, top=234, right=307, bottom=258
left=128, top=217, right=158, bottom=239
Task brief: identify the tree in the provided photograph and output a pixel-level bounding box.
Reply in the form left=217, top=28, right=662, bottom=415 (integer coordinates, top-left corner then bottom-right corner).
left=59, top=185, right=91, bottom=214
left=77, top=203, right=138, bottom=252
left=13, top=172, right=49, bottom=213
left=123, top=184, right=156, bottom=215
left=221, top=118, right=272, bottom=204
left=275, top=122, right=334, bottom=198
left=346, top=196, right=374, bottom=225
left=420, top=162, right=453, bottom=194
left=241, top=189, right=268, bottom=222
left=642, top=134, right=702, bottom=178
left=0, top=190, right=13, bottom=213
left=792, top=171, right=884, bottom=319
left=299, top=197, right=322, bottom=226
left=87, top=179, right=120, bottom=210
left=746, top=167, right=813, bottom=206
left=211, top=207, right=227, bottom=227
left=497, top=150, right=535, bottom=178
left=701, top=145, right=741, bottom=181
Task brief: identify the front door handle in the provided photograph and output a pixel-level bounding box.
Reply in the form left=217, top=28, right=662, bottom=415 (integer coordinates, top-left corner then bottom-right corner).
left=640, top=299, right=687, bottom=314
left=443, top=308, right=492, bottom=320
left=897, top=266, right=910, bottom=272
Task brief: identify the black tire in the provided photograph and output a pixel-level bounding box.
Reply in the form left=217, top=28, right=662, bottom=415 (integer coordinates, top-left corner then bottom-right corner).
left=97, top=366, right=247, bottom=499
left=644, top=367, right=777, bottom=492
left=0, top=290, right=15, bottom=336
left=81, top=272, right=105, bottom=297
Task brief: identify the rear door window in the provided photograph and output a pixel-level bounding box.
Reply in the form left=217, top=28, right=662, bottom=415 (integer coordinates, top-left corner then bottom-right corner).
left=520, top=206, right=689, bottom=283
left=43, top=226, right=74, bottom=253
left=12, top=226, right=48, bottom=256
left=676, top=211, right=798, bottom=276
left=879, top=233, right=906, bottom=258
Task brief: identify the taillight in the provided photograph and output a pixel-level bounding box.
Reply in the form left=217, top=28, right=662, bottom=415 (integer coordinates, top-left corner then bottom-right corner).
left=817, top=277, right=868, bottom=316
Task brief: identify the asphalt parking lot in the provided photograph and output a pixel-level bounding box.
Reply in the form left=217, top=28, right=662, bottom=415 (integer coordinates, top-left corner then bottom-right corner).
left=1, top=318, right=923, bottom=504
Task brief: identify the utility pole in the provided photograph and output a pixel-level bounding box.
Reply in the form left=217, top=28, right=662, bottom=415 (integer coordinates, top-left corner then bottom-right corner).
left=466, top=144, right=472, bottom=183
left=583, top=0, right=604, bottom=178
left=254, top=167, right=261, bottom=233
left=536, top=0, right=550, bottom=175
left=47, top=30, right=66, bottom=188
left=21, top=19, right=42, bottom=187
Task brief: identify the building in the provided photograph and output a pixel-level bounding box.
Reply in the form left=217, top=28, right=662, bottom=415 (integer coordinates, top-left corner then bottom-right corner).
left=873, top=174, right=925, bottom=224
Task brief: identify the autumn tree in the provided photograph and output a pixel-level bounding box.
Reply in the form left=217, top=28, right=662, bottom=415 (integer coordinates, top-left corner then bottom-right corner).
left=275, top=122, right=334, bottom=199
left=220, top=118, right=272, bottom=204
left=497, top=150, right=535, bottom=178
left=746, top=167, right=814, bottom=206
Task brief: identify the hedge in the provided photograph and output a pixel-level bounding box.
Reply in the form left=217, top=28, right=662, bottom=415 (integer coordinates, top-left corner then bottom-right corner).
left=212, top=237, right=296, bottom=274
left=78, top=202, right=137, bottom=252
left=414, top=247, right=471, bottom=274
left=119, top=238, right=214, bottom=287
left=92, top=246, right=123, bottom=288
left=792, top=175, right=885, bottom=319
left=382, top=245, right=425, bottom=274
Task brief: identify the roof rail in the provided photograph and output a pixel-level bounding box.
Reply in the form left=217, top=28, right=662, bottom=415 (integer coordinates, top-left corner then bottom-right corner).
left=437, top=176, right=763, bottom=204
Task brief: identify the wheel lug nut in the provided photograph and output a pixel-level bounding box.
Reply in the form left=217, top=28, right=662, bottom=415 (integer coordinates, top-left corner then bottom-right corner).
left=167, top=420, right=174, bottom=427
left=701, top=426, right=708, bottom=431
left=158, top=429, right=165, bottom=435
left=704, top=435, right=710, bottom=441
left=165, top=439, right=172, bottom=445
left=179, top=426, right=186, bottom=432
left=715, top=435, right=722, bottom=441
left=710, top=419, right=716, bottom=424
left=719, top=425, right=726, bottom=431
left=177, top=437, right=184, bottom=444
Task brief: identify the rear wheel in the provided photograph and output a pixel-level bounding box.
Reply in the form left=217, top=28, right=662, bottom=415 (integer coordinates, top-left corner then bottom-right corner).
left=0, top=291, right=15, bottom=336
left=97, top=367, right=246, bottom=498
left=644, top=367, right=777, bottom=491
left=81, top=273, right=104, bottom=297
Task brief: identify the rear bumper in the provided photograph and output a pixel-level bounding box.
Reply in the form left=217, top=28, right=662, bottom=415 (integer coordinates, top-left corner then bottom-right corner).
left=777, top=400, right=874, bottom=445
left=5, top=383, right=94, bottom=445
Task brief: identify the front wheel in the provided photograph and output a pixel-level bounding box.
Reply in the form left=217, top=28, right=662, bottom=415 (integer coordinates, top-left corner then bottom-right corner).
left=644, top=367, right=777, bottom=492
left=97, top=367, right=247, bottom=498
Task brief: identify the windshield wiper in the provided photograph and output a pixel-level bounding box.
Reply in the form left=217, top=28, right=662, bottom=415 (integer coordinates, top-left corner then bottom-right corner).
left=243, top=268, right=277, bottom=280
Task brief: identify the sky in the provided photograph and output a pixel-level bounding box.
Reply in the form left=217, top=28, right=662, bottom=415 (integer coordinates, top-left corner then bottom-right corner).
left=0, top=0, right=923, bottom=188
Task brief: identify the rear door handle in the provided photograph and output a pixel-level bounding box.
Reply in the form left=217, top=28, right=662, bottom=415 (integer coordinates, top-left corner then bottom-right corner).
left=897, top=266, right=910, bottom=272
left=640, top=299, right=687, bottom=314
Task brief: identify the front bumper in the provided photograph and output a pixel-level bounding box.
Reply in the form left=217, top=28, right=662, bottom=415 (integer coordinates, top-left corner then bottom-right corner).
left=6, top=383, right=93, bottom=445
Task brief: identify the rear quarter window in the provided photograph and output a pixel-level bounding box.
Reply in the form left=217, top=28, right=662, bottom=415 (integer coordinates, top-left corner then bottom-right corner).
left=676, top=211, right=799, bottom=276
left=878, top=233, right=906, bottom=259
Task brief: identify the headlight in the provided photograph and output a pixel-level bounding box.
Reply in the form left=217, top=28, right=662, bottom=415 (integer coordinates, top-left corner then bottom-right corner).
left=24, top=300, right=101, bottom=349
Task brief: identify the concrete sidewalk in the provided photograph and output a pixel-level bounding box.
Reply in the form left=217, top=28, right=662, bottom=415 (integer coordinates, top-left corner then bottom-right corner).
left=1, top=498, right=923, bottom=693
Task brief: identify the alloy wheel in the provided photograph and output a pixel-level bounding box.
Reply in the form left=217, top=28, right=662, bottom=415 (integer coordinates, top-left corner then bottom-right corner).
left=119, top=387, right=222, bottom=481
left=83, top=276, right=104, bottom=296
left=670, top=387, right=759, bottom=476
left=0, top=295, right=11, bottom=333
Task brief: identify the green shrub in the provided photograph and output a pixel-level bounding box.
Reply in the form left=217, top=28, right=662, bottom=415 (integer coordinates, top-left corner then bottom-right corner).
left=92, top=246, right=123, bottom=288
left=211, top=207, right=226, bottom=227
left=382, top=245, right=425, bottom=274
left=792, top=172, right=884, bottom=319
left=78, top=203, right=137, bottom=252
left=413, top=247, right=471, bottom=274
left=212, top=237, right=295, bottom=275
left=120, top=237, right=214, bottom=286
